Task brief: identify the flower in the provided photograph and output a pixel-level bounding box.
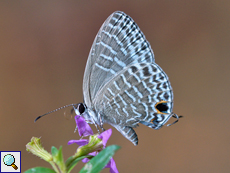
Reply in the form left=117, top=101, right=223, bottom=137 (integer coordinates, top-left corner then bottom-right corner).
left=74, top=115, right=93, bottom=137
left=26, top=137, right=53, bottom=162
left=68, top=115, right=118, bottom=173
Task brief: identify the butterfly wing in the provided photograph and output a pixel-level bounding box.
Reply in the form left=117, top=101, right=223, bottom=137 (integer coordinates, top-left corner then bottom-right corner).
left=94, top=62, right=174, bottom=145
left=83, top=11, right=174, bottom=145
left=83, top=11, right=155, bottom=108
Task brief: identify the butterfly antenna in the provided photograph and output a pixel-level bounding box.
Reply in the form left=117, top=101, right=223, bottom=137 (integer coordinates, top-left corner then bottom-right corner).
left=167, top=113, right=183, bottom=127
left=35, top=104, right=78, bottom=122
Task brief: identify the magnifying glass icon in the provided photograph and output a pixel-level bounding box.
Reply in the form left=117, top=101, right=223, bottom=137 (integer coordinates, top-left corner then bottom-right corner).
left=3, top=154, right=18, bottom=170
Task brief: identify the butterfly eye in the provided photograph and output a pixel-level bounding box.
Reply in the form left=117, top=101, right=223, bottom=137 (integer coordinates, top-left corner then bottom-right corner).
left=155, top=101, right=169, bottom=114
left=78, top=103, right=86, bottom=114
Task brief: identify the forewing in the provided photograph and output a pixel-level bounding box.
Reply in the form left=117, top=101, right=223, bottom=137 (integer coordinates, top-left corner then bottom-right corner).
left=95, top=62, right=174, bottom=128
left=83, top=11, right=155, bottom=107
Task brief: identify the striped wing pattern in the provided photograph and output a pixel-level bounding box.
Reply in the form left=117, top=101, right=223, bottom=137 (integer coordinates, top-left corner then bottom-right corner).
left=98, top=63, right=173, bottom=124
left=83, top=11, right=155, bottom=108
left=83, top=11, right=174, bottom=145
left=95, top=62, right=173, bottom=145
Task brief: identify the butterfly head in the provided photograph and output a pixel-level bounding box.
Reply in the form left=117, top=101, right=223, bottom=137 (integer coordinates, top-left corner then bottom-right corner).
left=73, top=103, right=87, bottom=115
left=73, top=103, right=101, bottom=126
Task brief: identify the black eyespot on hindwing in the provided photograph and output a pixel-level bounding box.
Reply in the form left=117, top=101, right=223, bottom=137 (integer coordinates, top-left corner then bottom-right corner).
left=155, top=101, right=169, bottom=114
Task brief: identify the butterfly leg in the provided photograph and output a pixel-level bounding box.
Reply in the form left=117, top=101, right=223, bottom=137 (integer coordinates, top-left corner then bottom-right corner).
left=98, top=113, right=105, bottom=131
left=89, top=117, right=101, bottom=133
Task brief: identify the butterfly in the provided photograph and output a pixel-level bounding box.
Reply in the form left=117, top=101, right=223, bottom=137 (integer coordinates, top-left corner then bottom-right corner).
left=36, top=11, right=182, bottom=145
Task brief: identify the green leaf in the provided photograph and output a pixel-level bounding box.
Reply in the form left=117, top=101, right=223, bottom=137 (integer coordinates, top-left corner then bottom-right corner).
left=24, top=167, right=56, bottom=173
left=51, top=146, right=66, bottom=172
left=66, top=155, right=93, bottom=173
left=51, top=146, right=59, bottom=156
left=52, top=146, right=64, bottom=164
left=79, top=145, right=120, bottom=173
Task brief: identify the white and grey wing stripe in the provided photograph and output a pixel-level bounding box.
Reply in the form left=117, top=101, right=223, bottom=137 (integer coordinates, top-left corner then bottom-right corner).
left=83, top=11, right=155, bottom=107
left=96, top=62, right=173, bottom=126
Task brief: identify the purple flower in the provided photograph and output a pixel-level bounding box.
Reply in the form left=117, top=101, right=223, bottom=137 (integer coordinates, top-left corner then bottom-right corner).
left=74, top=115, right=93, bottom=137
left=105, top=158, right=118, bottom=173
left=68, top=115, right=118, bottom=173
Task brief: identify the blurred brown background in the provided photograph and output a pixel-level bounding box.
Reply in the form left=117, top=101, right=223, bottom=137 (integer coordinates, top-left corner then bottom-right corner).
left=0, top=1, right=230, bottom=172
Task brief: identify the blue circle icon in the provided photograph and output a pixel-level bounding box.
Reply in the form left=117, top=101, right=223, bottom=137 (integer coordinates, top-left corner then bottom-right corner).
left=3, top=154, right=15, bottom=166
